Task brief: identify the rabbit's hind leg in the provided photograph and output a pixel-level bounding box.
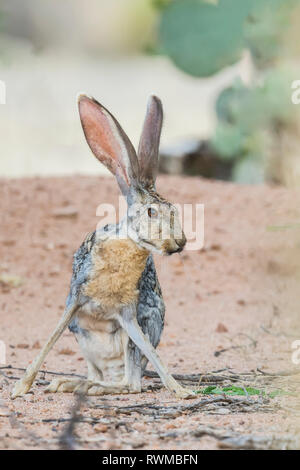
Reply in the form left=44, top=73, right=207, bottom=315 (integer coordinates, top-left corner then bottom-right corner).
left=45, top=378, right=93, bottom=394
left=45, top=323, right=105, bottom=394
left=46, top=329, right=142, bottom=396
left=46, top=347, right=142, bottom=396
left=45, top=363, right=103, bottom=394
left=45, top=360, right=104, bottom=395
left=87, top=360, right=104, bottom=382
left=86, top=333, right=142, bottom=396
left=45, top=378, right=137, bottom=395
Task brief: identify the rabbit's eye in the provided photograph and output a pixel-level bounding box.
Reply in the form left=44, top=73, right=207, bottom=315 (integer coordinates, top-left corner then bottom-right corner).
left=148, top=207, right=158, bottom=218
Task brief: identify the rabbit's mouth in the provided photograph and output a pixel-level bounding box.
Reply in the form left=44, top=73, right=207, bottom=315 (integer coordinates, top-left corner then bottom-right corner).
left=166, top=245, right=184, bottom=256
left=163, top=237, right=186, bottom=256
left=170, top=246, right=184, bottom=254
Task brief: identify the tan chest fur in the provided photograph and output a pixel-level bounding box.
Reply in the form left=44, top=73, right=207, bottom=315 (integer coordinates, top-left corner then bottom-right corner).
left=84, top=238, right=149, bottom=308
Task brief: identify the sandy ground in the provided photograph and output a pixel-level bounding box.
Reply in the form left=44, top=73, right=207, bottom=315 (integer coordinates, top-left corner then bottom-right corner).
left=0, top=175, right=300, bottom=450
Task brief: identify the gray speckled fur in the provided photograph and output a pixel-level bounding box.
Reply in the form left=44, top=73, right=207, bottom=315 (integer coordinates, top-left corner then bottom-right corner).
left=137, top=255, right=165, bottom=371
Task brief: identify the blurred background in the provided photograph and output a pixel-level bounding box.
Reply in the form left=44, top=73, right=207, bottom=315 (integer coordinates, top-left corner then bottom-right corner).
left=1, top=0, right=300, bottom=185
left=2, top=1, right=300, bottom=451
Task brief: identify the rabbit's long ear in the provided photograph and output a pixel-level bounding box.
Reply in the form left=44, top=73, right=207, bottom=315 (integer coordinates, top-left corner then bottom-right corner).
left=137, top=95, right=163, bottom=187
left=78, top=94, right=139, bottom=195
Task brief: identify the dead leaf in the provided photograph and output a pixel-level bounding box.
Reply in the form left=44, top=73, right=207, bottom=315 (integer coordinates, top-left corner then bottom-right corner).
left=1, top=240, right=16, bottom=247
left=58, top=348, right=75, bottom=356
left=0, top=274, right=23, bottom=288
left=52, top=206, right=78, bottom=218
left=164, top=422, right=177, bottom=430
left=210, top=244, right=222, bottom=251
left=94, top=424, right=108, bottom=433
left=216, top=322, right=228, bottom=333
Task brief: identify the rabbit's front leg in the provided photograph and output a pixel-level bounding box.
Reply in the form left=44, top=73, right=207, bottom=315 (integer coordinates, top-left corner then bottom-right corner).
left=118, top=305, right=196, bottom=399
left=11, top=303, right=80, bottom=399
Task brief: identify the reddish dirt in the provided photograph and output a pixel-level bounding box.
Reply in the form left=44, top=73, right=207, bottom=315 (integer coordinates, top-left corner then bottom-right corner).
left=0, top=175, right=300, bottom=450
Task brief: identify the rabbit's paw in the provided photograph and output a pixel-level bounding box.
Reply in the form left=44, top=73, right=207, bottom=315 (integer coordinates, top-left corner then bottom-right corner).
left=11, top=377, right=34, bottom=399
left=45, top=378, right=90, bottom=393
left=87, top=384, right=107, bottom=396
left=45, top=378, right=134, bottom=396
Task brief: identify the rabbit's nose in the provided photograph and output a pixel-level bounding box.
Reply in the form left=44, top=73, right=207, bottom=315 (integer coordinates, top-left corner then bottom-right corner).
left=175, top=234, right=187, bottom=251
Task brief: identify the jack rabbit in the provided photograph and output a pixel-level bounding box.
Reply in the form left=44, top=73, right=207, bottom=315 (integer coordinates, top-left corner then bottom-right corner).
left=12, top=95, right=195, bottom=399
